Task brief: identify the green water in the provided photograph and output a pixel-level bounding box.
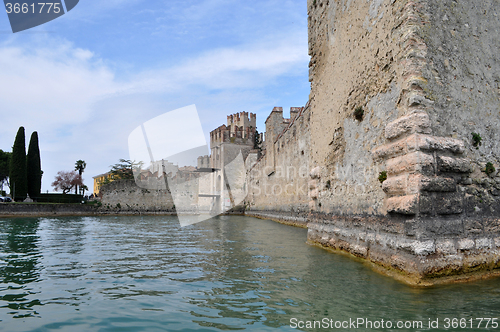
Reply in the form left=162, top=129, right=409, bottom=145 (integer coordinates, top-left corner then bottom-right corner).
left=0, top=215, right=499, bottom=331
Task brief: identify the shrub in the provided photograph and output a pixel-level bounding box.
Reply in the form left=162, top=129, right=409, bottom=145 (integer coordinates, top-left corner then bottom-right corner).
left=485, top=162, right=496, bottom=175
left=472, top=132, right=482, bottom=149
left=378, top=171, right=388, bottom=183
left=354, top=106, right=364, bottom=121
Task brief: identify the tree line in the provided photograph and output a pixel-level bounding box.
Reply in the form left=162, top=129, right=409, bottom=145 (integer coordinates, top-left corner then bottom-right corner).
left=1, top=126, right=88, bottom=202
left=6, top=127, right=42, bottom=201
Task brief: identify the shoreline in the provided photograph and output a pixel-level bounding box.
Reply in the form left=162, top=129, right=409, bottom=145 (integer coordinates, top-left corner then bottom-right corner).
left=0, top=203, right=245, bottom=218
left=0, top=203, right=177, bottom=218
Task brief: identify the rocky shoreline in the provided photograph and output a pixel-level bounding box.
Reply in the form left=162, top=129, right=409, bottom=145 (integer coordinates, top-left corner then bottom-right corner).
left=0, top=203, right=177, bottom=217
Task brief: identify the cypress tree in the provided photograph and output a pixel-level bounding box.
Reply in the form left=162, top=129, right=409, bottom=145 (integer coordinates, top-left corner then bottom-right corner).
left=10, top=126, right=27, bottom=201
left=27, top=131, right=42, bottom=200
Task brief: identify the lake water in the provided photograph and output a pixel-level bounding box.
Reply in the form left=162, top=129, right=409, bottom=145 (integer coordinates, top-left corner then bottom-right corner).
left=0, top=215, right=499, bottom=331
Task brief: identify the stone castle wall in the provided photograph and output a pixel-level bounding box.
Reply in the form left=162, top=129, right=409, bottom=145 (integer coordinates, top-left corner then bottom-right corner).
left=246, top=106, right=311, bottom=226
left=100, top=179, right=175, bottom=212
left=245, top=0, right=500, bottom=284
left=307, top=0, right=403, bottom=215
left=305, top=0, right=500, bottom=284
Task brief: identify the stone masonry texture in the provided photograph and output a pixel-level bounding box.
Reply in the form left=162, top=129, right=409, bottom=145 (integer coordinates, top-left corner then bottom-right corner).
left=245, top=0, right=500, bottom=285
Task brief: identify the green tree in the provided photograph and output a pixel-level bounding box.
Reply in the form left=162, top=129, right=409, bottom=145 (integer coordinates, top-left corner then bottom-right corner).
left=80, top=184, right=89, bottom=196
left=27, top=131, right=42, bottom=200
left=10, top=127, right=27, bottom=201
left=74, top=160, right=86, bottom=194
left=253, top=128, right=262, bottom=151
left=0, top=149, right=11, bottom=194
left=109, top=159, right=141, bottom=180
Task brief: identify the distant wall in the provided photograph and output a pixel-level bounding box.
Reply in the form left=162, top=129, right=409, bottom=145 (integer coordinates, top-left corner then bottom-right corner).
left=246, top=106, right=310, bottom=218
left=100, top=179, right=175, bottom=212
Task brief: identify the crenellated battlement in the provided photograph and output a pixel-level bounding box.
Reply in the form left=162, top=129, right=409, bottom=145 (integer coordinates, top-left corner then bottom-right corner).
left=227, top=111, right=256, bottom=128
left=210, top=112, right=256, bottom=147
left=264, top=107, right=304, bottom=147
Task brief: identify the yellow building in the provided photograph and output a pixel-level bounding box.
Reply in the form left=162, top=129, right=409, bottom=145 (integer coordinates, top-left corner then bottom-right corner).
left=92, top=172, right=113, bottom=195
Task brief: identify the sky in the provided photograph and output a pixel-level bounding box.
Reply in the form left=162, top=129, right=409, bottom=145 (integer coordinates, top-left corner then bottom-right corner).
left=0, top=0, right=310, bottom=194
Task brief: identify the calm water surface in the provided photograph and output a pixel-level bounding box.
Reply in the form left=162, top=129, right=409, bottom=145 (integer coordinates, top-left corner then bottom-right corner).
left=0, top=215, right=499, bottom=331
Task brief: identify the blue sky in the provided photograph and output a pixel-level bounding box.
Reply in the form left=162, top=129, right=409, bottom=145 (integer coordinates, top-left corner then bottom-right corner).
left=0, top=0, right=310, bottom=193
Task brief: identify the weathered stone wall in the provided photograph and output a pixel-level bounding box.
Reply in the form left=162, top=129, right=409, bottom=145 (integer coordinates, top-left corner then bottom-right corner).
left=422, top=0, right=500, bottom=217
left=303, top=0, right=500, bottom=284
left=246, top=106, right=310, bottom=225
left=244, top=0, right=500, bottom=284
left=307, top=0, right=403, bottom=215
left=100, top=179, right=175, bottom=212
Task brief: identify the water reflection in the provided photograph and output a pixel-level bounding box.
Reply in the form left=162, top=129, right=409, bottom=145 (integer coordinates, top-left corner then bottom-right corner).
left=0, top=218, right=41, bottom=318
left=0, top=215, right=499, bottom=331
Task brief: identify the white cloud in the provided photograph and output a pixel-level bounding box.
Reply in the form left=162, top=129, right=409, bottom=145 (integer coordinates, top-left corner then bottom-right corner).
left=135, top=30, right=308, bottom=92
left=0, top=41, right=119, bottom=128
left=0, top=26, right=308, bottom=193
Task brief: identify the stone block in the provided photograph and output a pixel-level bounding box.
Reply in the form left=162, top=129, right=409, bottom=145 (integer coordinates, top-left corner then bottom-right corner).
left=351, top=244, right=368, bottom=257
left=387, top=151, right=435, bottom=176
left=420, top=176, right=456, bottom=192
left=461, top=177, right=473, bottom=185
left=411, top=240, right=436, bottom=256
left=407, top=134, right=465, bottom=154
left=475, top=238, right=492, bottom=250
left=372, top=139, right=408, bottom=160
left=309, top=188, right=319, bottom=199
left=386, top=194, right=418, bottom=215
left=495, top=237, right=500, bottom=248
left=405, top=76, right=428, bottom=92
left=382, top=174, right=408, bottom=195
left=484, top=219, right=500, bottom=233
left=408, top=92, right=434, bottom=107
left=437, top=156, right=473, bottom=173
left=465, top=219, right=484, bottom=234
left=372, top=134, right=465, bottom=161
left=458, top=238, right=475, bottom=251
left=418, top=193, right=435, bottom=214
left=385, top=112, right=431, bottom=140
left=490, top=188, right=500, bottom=196
left=436, top=239, right=457, bottom=255
left=427, top=218, right=464, bottom=236
left=435, top=193, right=463, bottom=215
left=481, top=178, right=494, bottom=187
left=406, top=174, right=422, bottom=194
